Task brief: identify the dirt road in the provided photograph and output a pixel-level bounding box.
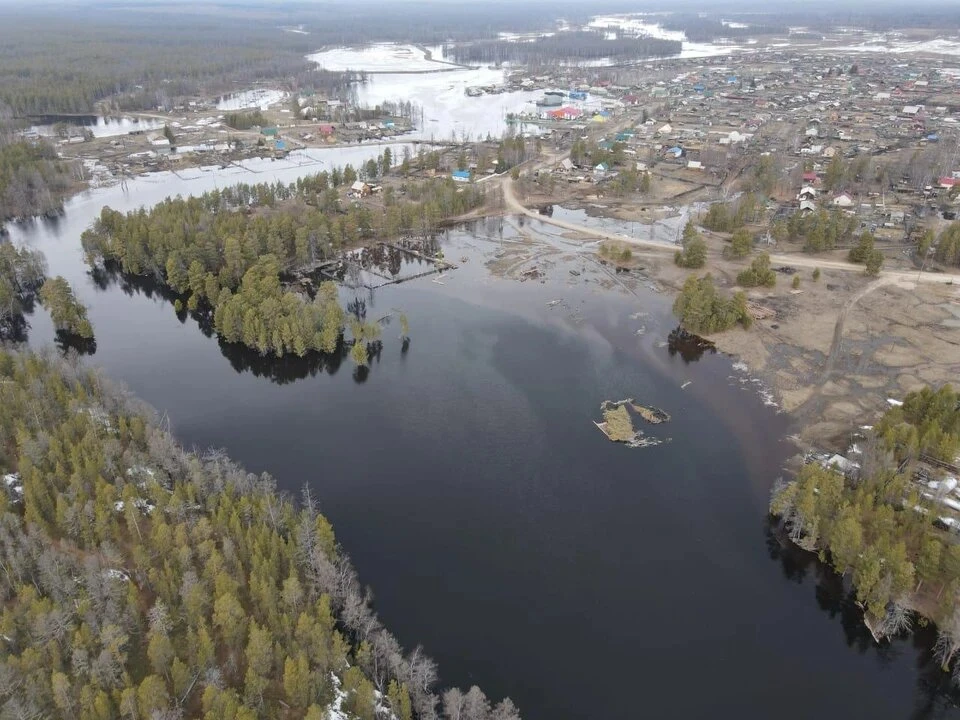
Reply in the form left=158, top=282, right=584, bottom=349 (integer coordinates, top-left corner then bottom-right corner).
left=502, top=177, right=960, bottom=287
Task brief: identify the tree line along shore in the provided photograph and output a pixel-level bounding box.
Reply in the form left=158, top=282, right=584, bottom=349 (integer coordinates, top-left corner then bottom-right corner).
left=771, top=385, right=960, bottom=682
left=0, top=347, right=522, bottom=720
left=79, top=159, right=484, bottom=363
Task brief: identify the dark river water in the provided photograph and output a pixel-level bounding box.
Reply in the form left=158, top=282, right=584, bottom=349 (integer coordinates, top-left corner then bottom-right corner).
left=5, top=150, right=959, bottom=719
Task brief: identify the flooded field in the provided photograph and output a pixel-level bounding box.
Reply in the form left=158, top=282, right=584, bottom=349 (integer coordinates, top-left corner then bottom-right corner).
left=26, top=115, right=165, bottom=138
left=543, top=204, right=698, bottom=246
left=308, top=44, right=457, bottom=73
left=216, top=88, right=287, bottom=111
left=308, top=44, right=543, bottom=142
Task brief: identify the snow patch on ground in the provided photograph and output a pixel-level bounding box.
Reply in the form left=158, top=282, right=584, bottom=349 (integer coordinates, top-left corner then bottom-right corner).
left=308, top=44, right=452, bottom=73
left=831, top=37, right=960, bottom=55
left=327, top=674, right=348, bottom=720
left=585, top=14, right=746, bottom=59
left=497, top=31, right=556, bottom=42
left=587, top=14, right=686, bottom=42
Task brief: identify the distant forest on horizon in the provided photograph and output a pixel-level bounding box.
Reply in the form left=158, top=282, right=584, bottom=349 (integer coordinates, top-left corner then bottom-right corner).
left=0, top=0, right=957, bottom=117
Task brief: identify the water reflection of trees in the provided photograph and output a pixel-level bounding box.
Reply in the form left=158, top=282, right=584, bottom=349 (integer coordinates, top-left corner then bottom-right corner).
left=2, top=294, right=96, bottom=355
left=764, top=518, right=960, bottom=713
left=54, top=329, right=96, bottom=356
left=316, top=239, right=441, bottom=288
left=766, top=517, right=898, bottom=653
left=667, top=325, right=717, bottom=363
left=0, top=311, right=30, bottom=344
left=217, top=336, right=350, bottom=384
left=89, top=263, right=387, bottom=385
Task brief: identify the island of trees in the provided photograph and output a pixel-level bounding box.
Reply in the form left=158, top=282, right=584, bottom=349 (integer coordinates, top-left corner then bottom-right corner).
left=81, top=168, right=484, bottom=361
left=0, top=347, right=521, bottom=720
left=39, top=275, right=95, bottom=339
left=771, top=385, right=960, bottom=682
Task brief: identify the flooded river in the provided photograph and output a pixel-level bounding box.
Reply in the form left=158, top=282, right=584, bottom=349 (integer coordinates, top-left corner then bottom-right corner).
left=309, top=44, right=544, bottom=142
left=4, top=147, right=960, bottom=718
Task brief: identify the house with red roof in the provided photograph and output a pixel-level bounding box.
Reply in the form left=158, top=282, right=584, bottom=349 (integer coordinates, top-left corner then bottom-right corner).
left=549, top=107, right=583, bottom=121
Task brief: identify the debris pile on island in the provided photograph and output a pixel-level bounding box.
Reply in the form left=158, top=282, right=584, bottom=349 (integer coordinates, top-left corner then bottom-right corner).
left=593, top=399, right=671, bottom=448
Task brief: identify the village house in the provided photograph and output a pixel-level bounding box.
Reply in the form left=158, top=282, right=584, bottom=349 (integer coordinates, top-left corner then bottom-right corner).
left=548, top=107, right=582, bottom=121
left=349, top=181, right=370, bottom=197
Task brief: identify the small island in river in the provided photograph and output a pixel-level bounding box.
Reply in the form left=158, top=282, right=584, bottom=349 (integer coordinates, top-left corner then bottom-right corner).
left=594, top=399, right=671, bottom=448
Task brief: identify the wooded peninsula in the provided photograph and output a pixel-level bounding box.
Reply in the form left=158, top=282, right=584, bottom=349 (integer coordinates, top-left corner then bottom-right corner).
left=0, top=347, right=521, bottom=720
left=81, top=163, right=484, bottom=362
left=771, top=386, right=960, bottom=681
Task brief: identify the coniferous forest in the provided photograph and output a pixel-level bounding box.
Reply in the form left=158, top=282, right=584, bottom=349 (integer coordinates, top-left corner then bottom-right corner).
left=771, top=386, right=960, bottom=676
left=81, top=170, right=485, bottom=360
left=0, top=137, right=76, bottom=221
left=0, top=347, right=521, bottom=720
left=446, top=32, right=681, bottom=66
left=0, top=241, right=46, bottom=341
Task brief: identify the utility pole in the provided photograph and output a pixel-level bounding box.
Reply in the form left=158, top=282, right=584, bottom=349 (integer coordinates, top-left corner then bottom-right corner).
left=917, top=245, right=932, bottom=284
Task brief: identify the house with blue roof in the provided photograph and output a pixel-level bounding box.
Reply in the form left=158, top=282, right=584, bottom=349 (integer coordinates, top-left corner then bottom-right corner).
left=451, top=170, right=471, bottom=183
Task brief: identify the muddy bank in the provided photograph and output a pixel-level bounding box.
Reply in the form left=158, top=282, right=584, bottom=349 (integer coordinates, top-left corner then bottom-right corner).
left=499, top=188, right=960, bottom=453
left=638, top=247, right=960, bottom=450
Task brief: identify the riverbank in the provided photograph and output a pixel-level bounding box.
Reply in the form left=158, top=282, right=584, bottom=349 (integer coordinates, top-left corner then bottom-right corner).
left=500, top=175, right=960, bottom=453
left=4, top=143, right=957, bottom=718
